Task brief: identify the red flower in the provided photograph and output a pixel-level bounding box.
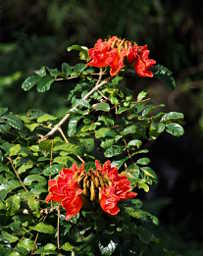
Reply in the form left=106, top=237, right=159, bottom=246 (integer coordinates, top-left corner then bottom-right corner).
left=96, top=160, right=137, bottom=215
left=134, top=45, right=156, bottom=78
left=88, top=39, right=110, bottom=68
left=88, top=37, right=127, bottom=77
left=46, top=160, right=137, bottom=219
left=88, top=36, right=156, bottom=78
left=46, top=164, right=83, bottom=220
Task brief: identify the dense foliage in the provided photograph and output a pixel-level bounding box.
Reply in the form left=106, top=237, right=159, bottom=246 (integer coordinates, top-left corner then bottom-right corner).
left=0, top=37, right=185, bottom=255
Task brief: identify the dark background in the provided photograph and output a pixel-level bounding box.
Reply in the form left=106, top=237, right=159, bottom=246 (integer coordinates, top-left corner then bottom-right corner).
left=1, top=1, right=203, bottom=254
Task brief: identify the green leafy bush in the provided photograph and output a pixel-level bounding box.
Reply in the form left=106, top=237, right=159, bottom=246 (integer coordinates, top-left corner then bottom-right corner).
left=0, top=36, right=184, bottom=255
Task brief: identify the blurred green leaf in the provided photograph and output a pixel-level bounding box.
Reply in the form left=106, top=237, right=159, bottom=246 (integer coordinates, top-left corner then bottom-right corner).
left=95, top=128, right=116, bottom=139
left=104, top=145, right=124, bottom=157
left=31, top=223, right=55, bottom=234
left=36, top=75, right=55, bottom=93
left=93, top=102, right=110, bottom=112
left=161, top=112, right=184, bottom=122
left=166, top=123, right=184, bottom=137
left=3, top=114, right=23, bottom=130
left=136, top=158, right=151, bottom=166
left=37, top=114, right=57, bottom=123
left=21, top=75, right=40, bottom=91
left=1, top=231, right=18, bottom=243
left=17, top=238, right=34, bottom=252
left=153, top=64, right=176, bottom=89
left=137, top=91, right=148, bottom=102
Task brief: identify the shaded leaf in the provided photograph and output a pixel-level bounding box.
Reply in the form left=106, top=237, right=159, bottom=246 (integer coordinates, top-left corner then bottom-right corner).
left=153, top=64, right=176, bottom=89
left=67, top=116, right=81, bottom=137
left=161, top=112, right=184, bottom=122
left=95, top=128, right=117, bottom=139
left=166, top=123, right=184, bottom=137
left=93, top=102, right=110, bottom=112
left=36, top=75, right=55, bottom=93
left=37, top=114, right=57, bottom=123
left=31, top=223, right=55, bottom=234
left=136, top=158, right=151, bottom=166
left=17, top=238, right=34, bottom=252
left=104, top=145, right=123, bottom=158
left=21, top=75, right=40, bottom=91
left=3, top=114, right=23, bottom=130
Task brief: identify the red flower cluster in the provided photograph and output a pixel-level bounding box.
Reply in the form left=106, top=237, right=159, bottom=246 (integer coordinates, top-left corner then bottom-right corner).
left=46, top=160, right=137, bottom=220
left=96, top=160, right=137, bottom=215
left=87, top=36, right=156, bottom=78
left=46, top=164, right=84, bottom=220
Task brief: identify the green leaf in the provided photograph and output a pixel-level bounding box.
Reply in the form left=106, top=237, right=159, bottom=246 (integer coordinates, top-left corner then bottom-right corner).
left=153, top=64, right=176, bottom=89
left=137, top=91, right=147, bottom=102
left=101, top=138, right=114, bottom=149
left=53, top=156, right=75, bottom=165
left=67, top=116, right=81, bottom=137
left=93, top=102, right=110, bottom=112
left=0, top=107, right=8, bottom=116
left=128, top=139, right=142, bottom=148
left=95, top=128, right=116, bottom=139
left=149, top=121, right=165, bottom=139
left=79, top=138, right=95, bottom=153
left=24, top=175, right=47, bottom=186
left=104, top=145, right=123, bottom=158
left=44, top=243, right=57, bottom=251
left=9, top=252, right=20, bottom=256
left=53, top=143, right=80, bottom=155
left=21, top=75, right=40, bottom=91
left=35, top=66, right=46, bottom=77
left=6, top=195, right=21, bottom=215
left=98, top=240, right=117, bottom=256
left=71, top=63, right=86, bottom=76
left=17, top=238, right=34, bottom=252
left=9, top=144, right=21, bottom=156
left=166, top=123, right=184, bottom=137
left=3, top=114, right=23, bottom=130
left=18, top=160, right=33, bottom=174
left=1, top=231, right=18, bottom=243
left=0, top=123, right=10, bottom=134
left=61, top=242, right=74, bottom=251
left=36, top=75, right=55, bottom=93
left=37, top=114, right=57, bottom=123
left=43, top=164, right=63, bottom=176
left=25, top=123, right=39, bottom=132
left=141, top=167, right=157, bottom=180
left=127, top=163, right=140, bottom=181
left=0, top=180, right=21, bottom=200
left=0, top=149, right=3, bottom=162
left=62, top=63, right=72, bottom=76
left=48, top=67, right=59, bottom=78
left=111, top=157, right=128, bottom=169
left=67, top=45, right=88, bottom=60
left=121, top=125, right=137, bottom=136
left=31, top=223, right=55, bottom=234
left=161, top=112, right=184, bottom=122
left=27, top=195, right=40, bottom=217
left=138, top=182, right=150, bottom=192
left=136, top=158, right=151, bottom=166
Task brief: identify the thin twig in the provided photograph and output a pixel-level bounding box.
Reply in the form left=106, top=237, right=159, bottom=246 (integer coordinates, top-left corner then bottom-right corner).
left=50, top=139, right=54, bottom=167
left=58, top=127, right=84, bottom=163
left=39, top=70, right=108, bottom=142
left=31, top=233, right=39, bottom=255
left=58, top=127, right=69, bottom=143
left=7, top=157, right=28, bottom=192
left=57, top=206, right=60, bottom=249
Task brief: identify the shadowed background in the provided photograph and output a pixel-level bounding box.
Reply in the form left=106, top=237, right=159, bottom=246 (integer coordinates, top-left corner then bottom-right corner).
left=1, top=1, right=203, bottom=254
